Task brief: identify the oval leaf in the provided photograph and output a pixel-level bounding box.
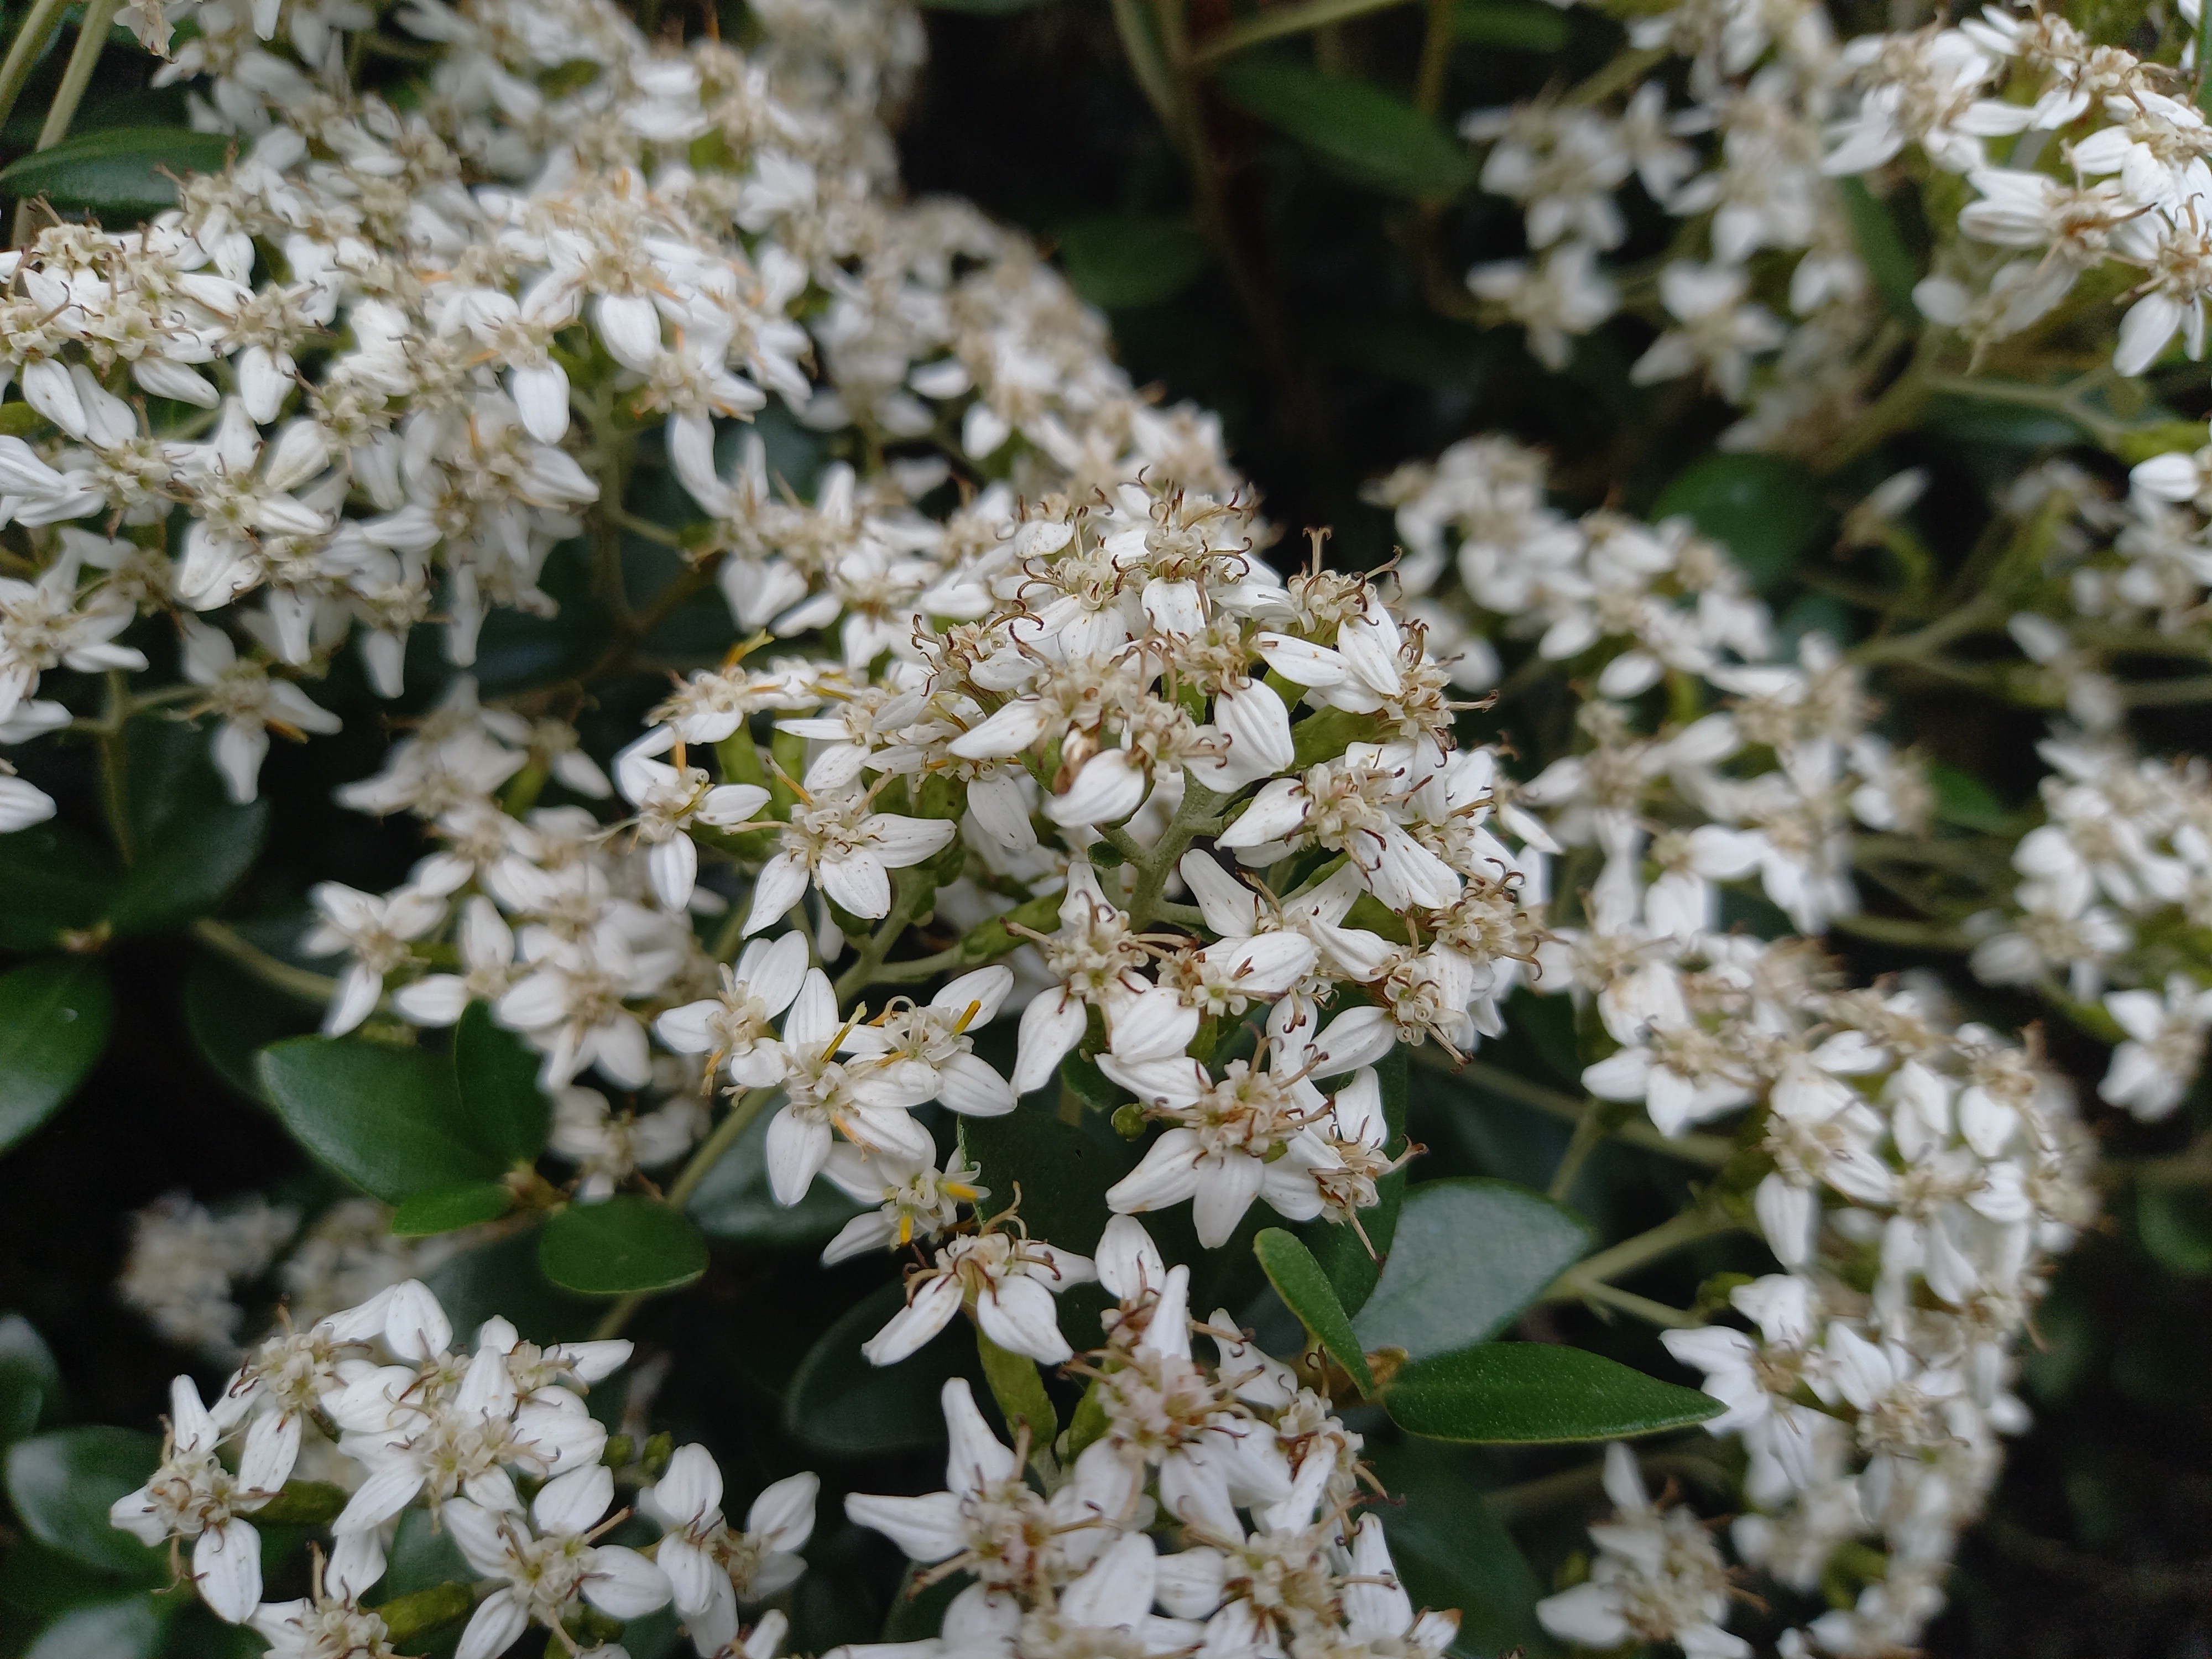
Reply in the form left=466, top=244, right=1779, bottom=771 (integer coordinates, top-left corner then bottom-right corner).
left=1354, top=1178, right=1592, bottom=1361
left=23, top=1597, right=162, bottom=1659
left=785, top=1281, right=975, bottom=1457
left=538, top=1195, right=708, bottom=1295
left=1385, top=1343, right=1721, bottom=1444
left=1648, top=453, right=1830, bottom=593
left=4, top=1427, right=163, bottom=1577
left=1254, top=1228, right=1374, bottom=1395
left=1213, top=58, right=1474, bottom=199
left=107, top=721, right=267, bottom=937
left=258, top=1035, right=500, bottom=1203
left=0, top=959, right=113, bottom=1154
left=0, top=824, right=117, bottom=951
left=1058, top=216, right=1209, bottom=310
left=452, top=1001, right=551, bottom=1166
left=392, top=1181, right=514, bottom=1237
left=0, top=1314, right=61, bottom=1446
left=0, top=128, right=234, bottom=217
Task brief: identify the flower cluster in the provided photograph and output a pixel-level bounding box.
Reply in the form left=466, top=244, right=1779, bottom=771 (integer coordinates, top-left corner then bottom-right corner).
left=108, top=1275, right=813, bottom=1659
left=838, top=1218, right=1458, bottom=1659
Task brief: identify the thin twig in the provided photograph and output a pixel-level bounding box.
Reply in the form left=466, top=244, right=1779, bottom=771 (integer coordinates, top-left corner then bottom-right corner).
left=0, top=0, right=73, bottom=142
left=11, top=0, right=120, bottom=245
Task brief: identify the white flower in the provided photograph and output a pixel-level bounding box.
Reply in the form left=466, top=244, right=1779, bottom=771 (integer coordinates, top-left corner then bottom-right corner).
left=444, top=1465, right=671, bottom=1659
left=302, top=881, right=447, bottom=1036
left=863, top=1224, right=1096, bottom=1366
left=744, top=782, right=956, bottom=934
left=2100, top=974, right=2212, bottom=1120
left=642, top=1447, right=817, bottom=1657
left=613, top=728, right=772, bottom=909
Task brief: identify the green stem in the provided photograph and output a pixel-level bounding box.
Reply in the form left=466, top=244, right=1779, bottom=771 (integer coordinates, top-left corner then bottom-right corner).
left=1189, top=0, right=1415, bottom=64
left=1575, top=1278, right=1702, bottom=1328
left=98, top=670, right=134, bottom=863
left=1547, top=1098, right=1609, bottom=1203
left=1420, top=1051, right=1735, bottom=1168
left=2125, top=674, right=2212, bottom=706
left=1826, top=912, right=1971, bottom=951
left=1123, top=776, right=1225, bottom=930
left=12, top=0, right=120, bottom=245
left=0, top=0, right=71, bottom=142
left=832, top=872, right=932, bottom=1005
left=192, top=919, right=337, bottom=1004
left=1546, top=1207, right=1741, bottom=1302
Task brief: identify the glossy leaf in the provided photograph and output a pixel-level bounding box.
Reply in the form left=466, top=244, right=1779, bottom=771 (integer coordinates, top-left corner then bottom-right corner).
left=1254, top=1228, right=1374, bottom=1395
left=1213, top=58, right=1475, bottom=199
left=1834, top=175, right=1917, bottom=322
left=961, top=1103, right=1138, bottom=1254
left=785, top=1281, right=977, bottom=1457
left=422, top=1229, right=594, bottom=1344
left=0, top=129, right=234, bottom=217
left=688, top=1107, right=863, bottom=1246
left=182, top=957, right=311, bottom=1105
left=1365, top=1442, right=1553, bottom=1658
left=0, top=1314, right=61, bottom=1445
left=1385, top=1343, right=1721, bottom=1443
left=1354, top=1178, right=1591, bottom=1361
left=1649, top=453, right=1831, bottom=593
left=392, top=1181, right=514, bottom=1237
left=5, top=1428, right=163, bottom=1576
left=451, top=1002, right=551, bottom=1166
left=1058, top=216, right=1209, bottom=310
left=1454, top=0, right=1569, bottom=49
left=538, top=1195, right=708, bottom=1295
left=0, top=959, right=113, bottom=1154
left=107, top=721, right=268, bottom=937
left=0, top=823, right=117, bottom=951
left=23, top=1597, right=162, bottom=1659
left=259, top=1036, right=503, bottom=1203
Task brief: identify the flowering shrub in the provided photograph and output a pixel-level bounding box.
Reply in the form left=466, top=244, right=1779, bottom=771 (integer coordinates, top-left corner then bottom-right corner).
left=0, top=0, right=2206, bottom=1651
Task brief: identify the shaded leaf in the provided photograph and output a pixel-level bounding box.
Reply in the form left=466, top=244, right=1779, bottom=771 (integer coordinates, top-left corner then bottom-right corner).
left=451, top=1002, right=550, bottom=1166
left=107, top=720, right=267, bottom=936
left=1214, top=57, right=1475, bottom=199
left=1366, top=1442, right=1554, bottom=1658
left=961, top=1104, right=1138, bottom=1256
left=1298, top=1045, right=1407, bottom=1314
left=0, top=129, right=234, bottom=217
left=1385, top=1343, right=1721, bottom=1443
left=1834, top=175, right=1917, bottom=322
left=688, top=1106, right=864, bottom=1247
left=0, top=959, right=112, bottom=1154
left=392, top=1181, right=514, bottom=1237
left=785, top=1281, right=977, bottom=1457
left=0, top=823, right=117, bottom=952
left=4, top=1428, right=163, bottom=1577
left=1929, top=761, right=2011, bottom=832
left=1649, top=453, right=1831, bottom=593
left=23, top=1596, right=162, bottom=1659
left=182, top=957, right=311, bottom=1106
left=1454, top=0, right=1570, bottom=49
left=1354, top=1178, right=1591, bottom=1361
left=422, top=1228, right=594, bottom=1344
left=259, top=1036, right=502, bottom=1203
left=1254, top=1228, right=1374, bottom=1394
left=1058, top=216, right=1209, bottom=310
left=538, top=1196, right=708, bottom=1295
left=0, top=1314, right=60, bottom=1446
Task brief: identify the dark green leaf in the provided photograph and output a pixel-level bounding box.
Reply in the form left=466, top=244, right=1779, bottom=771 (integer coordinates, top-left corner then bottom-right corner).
left=1365, top=1443, right=1554, bottom=1658
left=1213, top=58, right=1475, bottom=199
left=259, top=1036, right=503, bottom=1203
left=0, top=959, right=112, bottom=1154
left=2137, top=1186, right=2212, bottom=1277
left=392, top=1181, right=514, bottom=1237
left=106, top=721, right=267, bottom=936
left=1649, top=453, right=1832, bottom=593
left=1929, top=761, right=2011, bottom=832
left=961, top=1103, right=1138, bottom=1254
left=1385, top=1343, right=1721, bottom=1443
left=183, top=957, right=311, bottom=1105
left=688, top=1105, right=864, bottom=1247
left=976, top=1329, right=1056, bottom=1455
left=0, top=129, right=235, bottom=218
left=422, top=1228, right=594, bottom=1344
left=1454, top=0, right=1570, bottom=49
left=1834, top=175, right=1917, bottom=322
left=538, top=1196, right=708, bottom=1295
left=0, top=1314, right=60, bottom=1445
left=1354, top=1178, right=1592, bottom=1361
left=1, top=87, right=190, bottom=150
left=1058, top=216, right=1209, bottom=310
left=5, top=1428, right=163, bottom=1576
left=0, top=823, right=117, bottom=951
left=451, top=1002, right=551, bottom=1166
left=23, top=1597, right=162, bottom=1659
left=1254, top=1228, right=1374, bottom=1394
left=1298, top=1045, right=1407, bottom=1314
left=785, top=1281, right=977, bottom=1457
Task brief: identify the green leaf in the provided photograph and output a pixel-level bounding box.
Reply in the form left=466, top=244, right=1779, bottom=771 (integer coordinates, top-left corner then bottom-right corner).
left=451, top=1002, right=551, bottom=1166
left=422, top=1228, right=595, bottom=1344
left=1454, top=0, right=1569, bottom=49
left=0, top=129, right=234, bottom=218
left=785, top=1281, right=977, bottom=1457
left=1365, top=1443, right=1554, bottom=1658
left=392, top=1181, right=514, bottom=1237
left=1058, top=216, right=1209, bottom=310
left=0, top=823, right=118, bottom=951
left=1298, top=1045, right=1407, bottom=1314
left=1928, top=761, right=2011, bottom=832
left=259, top=1036, right=504, bottom=1203
left=2137, top=1185, right=2212, bottom=1277
left=538, top=1196, right=708, bottom=1296
left=976, top=1330, right=1057, bottom=1458
left=183, top=957, right=312, bottom=1105
left=1254, top=1228, right=1374, bottom=1395
left=960, top=1103, right=1138, bottom=1254
left=1384, top=1343, right=1721, bottom=1443
left=1354, top=1178, right=1592, bottom=1361
left=1213, top=58, right=1475, bottom=199
left=0, top=1314, right=61, bottom=1446
left=104, top=719, right=269, bottom=936
left=1649, top=453, right=1832, bottom=593
left=5, top=1428, right=163, bottom=1577
left=1833, top=175, right=1917, bottom=322
left=687, top=1105, right=864, bottom=1247
left=0, top=959, right=112, bottom=1154
left=23, top=1597, right=162, bottom=1659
